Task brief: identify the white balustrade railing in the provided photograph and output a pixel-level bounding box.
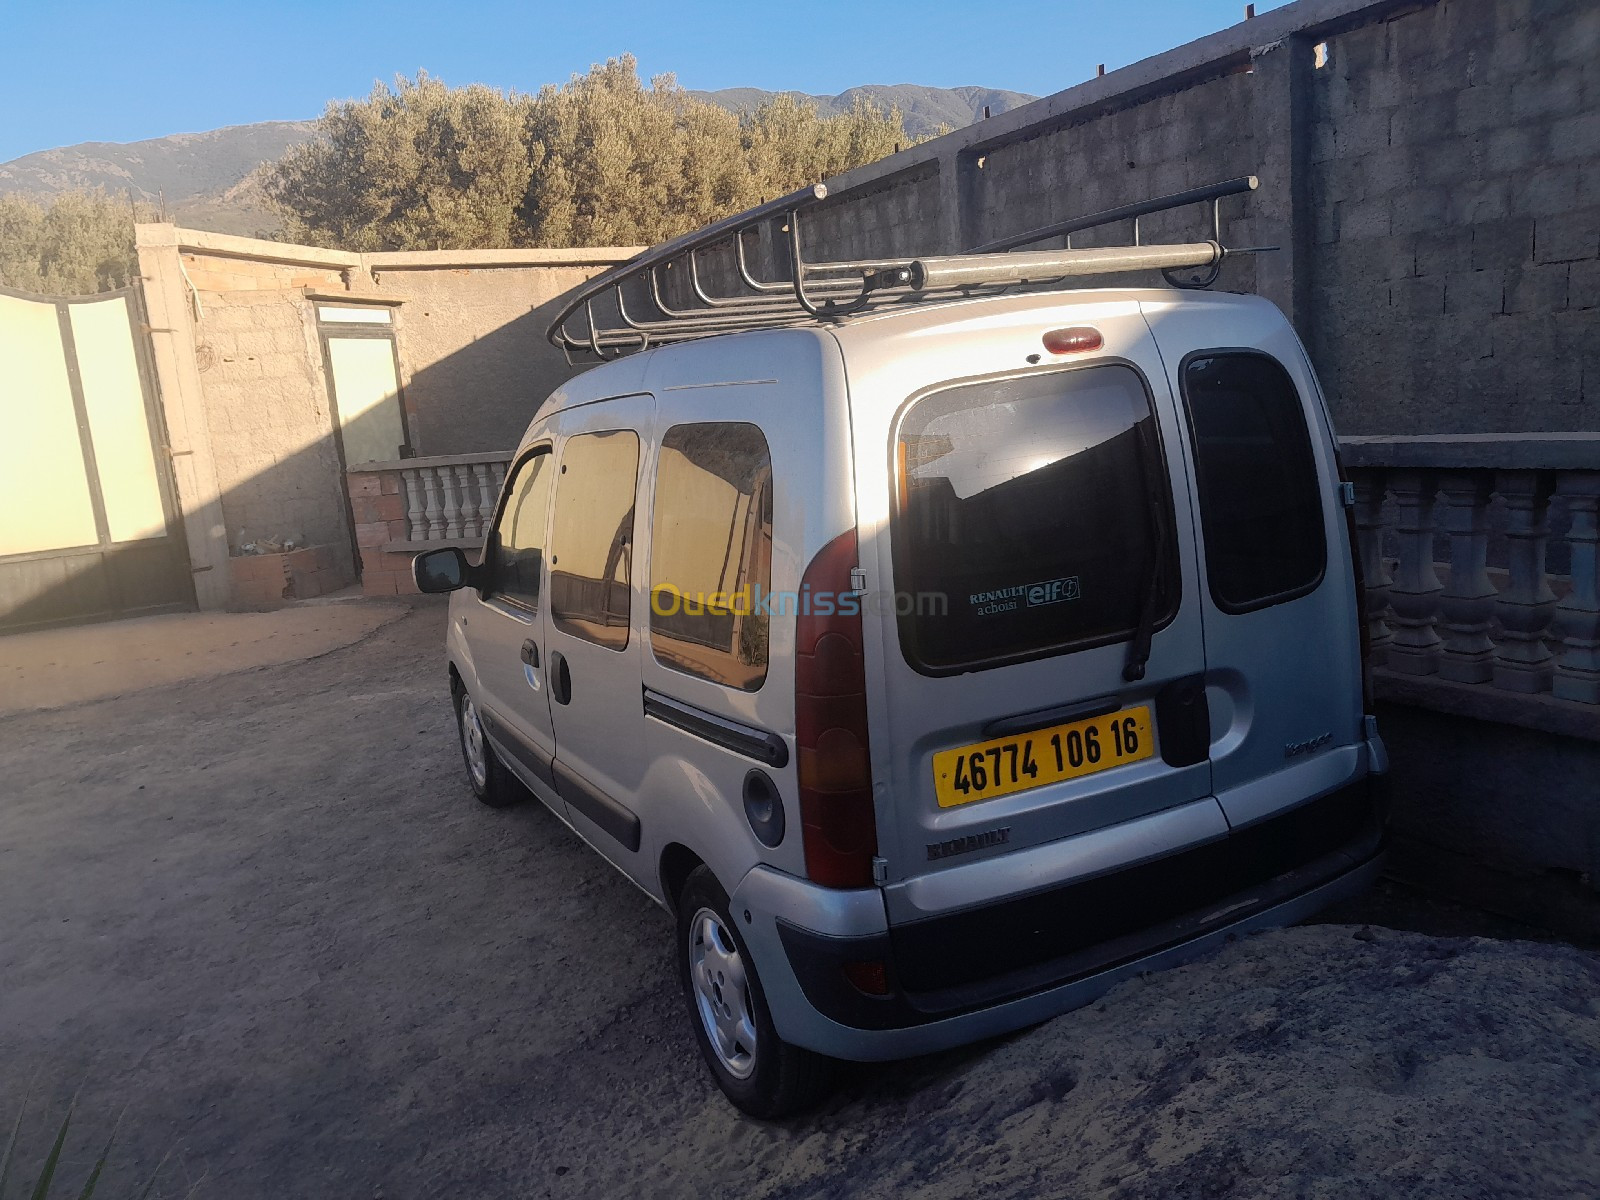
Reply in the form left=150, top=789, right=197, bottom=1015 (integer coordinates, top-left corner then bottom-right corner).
left=401, top=455, right=509, bottom=542
left=1342, top=436, right=1600, bottom=717
left=351, top=452, right=511, bottom=547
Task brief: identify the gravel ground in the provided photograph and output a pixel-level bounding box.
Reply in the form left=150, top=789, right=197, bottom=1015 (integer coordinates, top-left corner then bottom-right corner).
left=1, top=601, right=1596, bottom=1198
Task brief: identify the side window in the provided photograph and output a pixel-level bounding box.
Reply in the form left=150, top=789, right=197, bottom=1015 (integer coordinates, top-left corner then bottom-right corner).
left=648, top=423, right=774, bottom=691
left=1181, top=352, right=1326, bottom=613
left=491, top=450, right=553, bottom=609
left=549, top=429, right=640, bottom=650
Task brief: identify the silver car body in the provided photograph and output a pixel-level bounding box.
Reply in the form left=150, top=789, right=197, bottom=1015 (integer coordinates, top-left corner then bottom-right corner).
left=444, top=287, right=1387, bottom=1060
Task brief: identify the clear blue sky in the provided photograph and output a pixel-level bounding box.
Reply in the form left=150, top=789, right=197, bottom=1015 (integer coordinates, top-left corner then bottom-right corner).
left=0, top=0, right=1290, bottom=162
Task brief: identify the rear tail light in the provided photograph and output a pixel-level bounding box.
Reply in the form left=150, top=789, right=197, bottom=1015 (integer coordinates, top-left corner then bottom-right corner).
left=795, top=529, right=878, bottom=888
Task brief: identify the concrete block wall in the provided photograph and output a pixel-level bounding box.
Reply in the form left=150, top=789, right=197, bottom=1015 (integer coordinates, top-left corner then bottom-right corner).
left=189, top=283, right=356, bottom=577
left=1306, top=0, right=1600, bottom=434
left=345, top=468, right=419, bottom=598
left=136, top=226, right=634, bottom=610
left=742, top=0, right=1596, bottom=435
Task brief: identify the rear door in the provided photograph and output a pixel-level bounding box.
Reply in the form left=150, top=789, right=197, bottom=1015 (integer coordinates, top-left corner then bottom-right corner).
left=847, top=300, right=1213, bottom=899
left=1141, top=298, right=1365, bottom=828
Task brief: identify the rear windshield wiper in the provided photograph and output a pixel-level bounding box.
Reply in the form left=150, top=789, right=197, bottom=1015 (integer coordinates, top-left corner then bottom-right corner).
left=1123, top=419, right=1171, bottom=683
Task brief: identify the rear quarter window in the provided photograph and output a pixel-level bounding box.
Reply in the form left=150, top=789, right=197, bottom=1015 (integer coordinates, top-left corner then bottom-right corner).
left=1180, top=351, right=1326, bottom=614
left=891, top=363, right=1179, bottom=675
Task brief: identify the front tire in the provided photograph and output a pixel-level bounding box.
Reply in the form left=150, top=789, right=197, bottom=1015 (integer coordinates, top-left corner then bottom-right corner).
left=453, top=684, right=523, bottom=808
left=676, top=866, right=833, bottom=1118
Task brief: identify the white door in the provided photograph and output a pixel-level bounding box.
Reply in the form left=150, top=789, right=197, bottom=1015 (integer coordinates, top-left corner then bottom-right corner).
left=544, top=394, right=657, bottom=869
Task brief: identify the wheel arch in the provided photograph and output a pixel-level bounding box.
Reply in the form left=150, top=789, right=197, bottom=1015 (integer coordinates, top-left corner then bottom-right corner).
left=660, top=842, right=707, bottom=915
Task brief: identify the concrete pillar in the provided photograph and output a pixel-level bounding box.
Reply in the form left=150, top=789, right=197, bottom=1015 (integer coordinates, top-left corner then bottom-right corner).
left=1250, top=34, right=1313, bottom=332
left=134, top=223, right=232, bottom=610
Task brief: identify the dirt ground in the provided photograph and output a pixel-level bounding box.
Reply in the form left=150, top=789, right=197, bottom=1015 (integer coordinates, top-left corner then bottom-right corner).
left=1, top=601, right=1596, bottom=1198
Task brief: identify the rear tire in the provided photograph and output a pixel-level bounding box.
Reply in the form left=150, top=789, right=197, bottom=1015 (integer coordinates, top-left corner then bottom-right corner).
left=676, top=865, right=834, bottom=1118
left=453, top=683, right=523, bottom=808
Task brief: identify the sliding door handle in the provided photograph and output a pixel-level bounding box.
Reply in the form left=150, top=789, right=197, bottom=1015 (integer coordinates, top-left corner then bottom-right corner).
left=550, top=650, right=572, bottom=705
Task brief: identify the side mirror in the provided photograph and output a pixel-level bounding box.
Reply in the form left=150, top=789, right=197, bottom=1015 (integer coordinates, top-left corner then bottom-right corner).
left=413, top=546, right=472, bottom=593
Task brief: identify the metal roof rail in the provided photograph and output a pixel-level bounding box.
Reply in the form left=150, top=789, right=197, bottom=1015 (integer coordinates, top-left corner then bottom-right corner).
left=547, top=175, right=1267, bottom=363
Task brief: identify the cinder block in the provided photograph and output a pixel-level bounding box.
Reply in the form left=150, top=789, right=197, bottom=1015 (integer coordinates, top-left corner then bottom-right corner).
left=1485, top=125, right=1544, bottom=174
left=1455, top=84, right=1513, bottom=135
left=347, top=474, right=382, bottom=498
left=1533, top=208, right=1600, bottom=263
left=1391, top=188, right=1449, bottom=235
left=1510, top=71, right=1583, bottom=121
left=1504, top=263, right=1570, bottom=314
left=364, top=572, right=399, bottom=598
left=1339, top=196, right=1392, bottom=240
left=1414, top=228, right=1474, bottom=276
left=372, top=494, right=405, bottom=522
left=1569, top=259, right=1600, bottom=309
left=354, top=521, right=391, bottom=547
left=1443, top=270, right=1506, bottom=316
left=1551, top=112, right=1600, bottom=161
left=1390, top=276, right=1445, bottom=317
left=387, top=519, right=410, bottom=541
left=1471, top=218, right=1534, bottom=271
left=380, top=474, right=401, bottom=495
left=1521, top=167, right=1582, bottom=217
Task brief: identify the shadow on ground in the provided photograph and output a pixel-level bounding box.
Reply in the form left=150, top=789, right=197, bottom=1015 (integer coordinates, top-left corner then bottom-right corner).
left=1, top=602, right=1596, bottom=1199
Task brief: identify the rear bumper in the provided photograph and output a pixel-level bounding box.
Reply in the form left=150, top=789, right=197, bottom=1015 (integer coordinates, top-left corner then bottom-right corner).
left=732, top=773, right=1385, bottom=1061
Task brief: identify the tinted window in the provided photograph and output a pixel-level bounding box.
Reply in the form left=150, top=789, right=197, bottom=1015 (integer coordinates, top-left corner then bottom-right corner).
left=649, top=423, right=773, bottom=691
left=1182, top=352, right=1325, bottom=613
left=892, top=364, right=1178, bottom=673
left=550, top=430, right=639, bottom=649
left=491, top=450, right=553, bottom=608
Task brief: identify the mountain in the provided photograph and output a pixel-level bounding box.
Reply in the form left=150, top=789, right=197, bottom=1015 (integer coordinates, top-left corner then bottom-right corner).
left=689, top=84, right=1035, bottom=138
left=0, top=85, right=1035, bottom=237
left=0, top=121, right=316, bottom=236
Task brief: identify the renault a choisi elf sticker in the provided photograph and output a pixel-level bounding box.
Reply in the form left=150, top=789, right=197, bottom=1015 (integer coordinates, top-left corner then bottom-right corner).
left=970, top=575, right=1081, bottom=617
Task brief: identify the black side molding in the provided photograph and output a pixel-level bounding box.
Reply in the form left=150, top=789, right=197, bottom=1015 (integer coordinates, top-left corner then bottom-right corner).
left=555, top=762, right=641, bottom=853
left=642, top=687, right=789, bottom=769
left=478, top=705, right=555, bottom=789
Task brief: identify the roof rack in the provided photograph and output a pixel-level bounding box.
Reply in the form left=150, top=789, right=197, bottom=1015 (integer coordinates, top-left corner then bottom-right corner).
left=547, top=175, right=1267, bottom=363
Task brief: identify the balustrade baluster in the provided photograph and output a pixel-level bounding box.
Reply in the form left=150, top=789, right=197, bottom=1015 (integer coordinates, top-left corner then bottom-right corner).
left=1491, top=470, right=1558, bottom=693
left=472, top=463, right=496, bottom=534
left=1384, top=469, right=1443, bottom=675
left=451, top=465, right=476, bottom=536
left=402, top=468, right=424, bottom=542
left=1553, top=471, right=1600, bottom=703
left=422, top=467, right=446, bottom=540
left=441, top=466, right=463, bottom=539
left=1436, top=471, right=1497, bottom=683
left=1350, top=469, right=1393, bottom=665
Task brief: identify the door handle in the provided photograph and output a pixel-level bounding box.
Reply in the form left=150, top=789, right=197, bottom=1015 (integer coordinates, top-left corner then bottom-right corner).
left=520, top=639, right=540, bottom=668
left=550, top=650, right=572, bottom=705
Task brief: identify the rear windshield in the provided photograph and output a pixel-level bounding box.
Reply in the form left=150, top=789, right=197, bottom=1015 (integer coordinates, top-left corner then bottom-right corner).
left=1181, top=352, right=1326, bottom=613
left=891, top=364, right=1179, bottom=674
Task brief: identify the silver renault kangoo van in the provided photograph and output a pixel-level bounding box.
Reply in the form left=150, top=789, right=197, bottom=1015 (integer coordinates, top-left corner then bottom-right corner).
left=413, top=179, right=1388, bottom=1117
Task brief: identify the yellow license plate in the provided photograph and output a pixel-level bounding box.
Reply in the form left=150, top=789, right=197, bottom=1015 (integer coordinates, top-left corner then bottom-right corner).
left=933, top=706, right=1154, bottom=808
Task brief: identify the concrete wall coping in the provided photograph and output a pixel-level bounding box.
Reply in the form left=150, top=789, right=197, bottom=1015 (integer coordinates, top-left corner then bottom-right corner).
left=347, top=451, right=513, bottom=473
left=1340, top=434, right=1600, bottom=472
left=366, top=247, right=643, bottom=270
left=135, top=223, right=642, bottom=274
left=819, top=0, right=1414, bottom=200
